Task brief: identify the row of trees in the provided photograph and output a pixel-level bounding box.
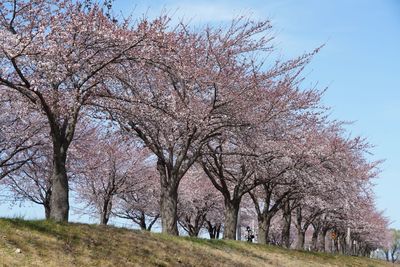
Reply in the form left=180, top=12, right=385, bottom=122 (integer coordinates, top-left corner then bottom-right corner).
left=0, top=0, right=394, bottom=256
left=381, top=229, right=400, bottom=263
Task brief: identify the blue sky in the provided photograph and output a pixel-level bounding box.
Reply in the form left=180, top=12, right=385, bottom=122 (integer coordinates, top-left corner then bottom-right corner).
left=1, top=0, right=399, bottom=229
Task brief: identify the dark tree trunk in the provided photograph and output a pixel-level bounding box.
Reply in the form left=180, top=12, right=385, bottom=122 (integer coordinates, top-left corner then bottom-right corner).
left=43, top=188, right=52, bottom=220
left=223, top=200, right=240, bottom=240
left=182, top=213, right=205, bottom=237
left=139, top=217, right=147, bottom=230
left=49, top=147, right=69, bottom=222
left=129, top=214, right=147, bottom=231
left=100, top=213, right=109, bottom=225
left=160, top=182, right=179, bottom=235
left=257, top=219, right=266, bottom=244
left=207, top=221, right=221, bottom=239
left=147, top=214, right=159, bottom=231
left=294, top=207, right=305, bottom=250
left=391, top=250, right=398, bottom=263
left=157, top=159, right=179, bottom=235
left=190, top=217, right=202, bottom=237
left=354, top=241, right=361, bottom=256
left=384, top=250, right=389, bottom=262
left=215, top=224, right=221, bottom=239
left=311, top=226, right=320, bottom=251
left=318, top=227, right=328, bottom=252
left=249, top=185, right=278, bottom=245
left=296, top=229, right=306, bottom=250
left=99, top=197, right=112, bottom=225
left=333, top=236, right=339, bottom=253
left=207, top=221, right=216, bottom=239
left=160, top=184, right=179, bottom=235
left=188, top=228, right=200, bottom=237
left=339, top=234, right=346, bottom=254
left=208, top=230, right=215, bottom=239
left=44, top=203, right=51, bottom=220
left=257, top=215, right=272, bottom=244
left=132, top=211, right=158, bottom=231
left=366, top=248, right=371, bottom=258
left=281, top=201, right=291, bottom=248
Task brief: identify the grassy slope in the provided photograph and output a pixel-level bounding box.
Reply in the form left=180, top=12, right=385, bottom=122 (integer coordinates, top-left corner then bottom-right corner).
left=0, top=218, right=395, bottom=267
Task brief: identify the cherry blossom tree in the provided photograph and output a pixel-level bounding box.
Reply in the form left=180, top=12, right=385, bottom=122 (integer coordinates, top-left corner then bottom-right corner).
left=1, top=115, right=100, bottom=219
left=0, top=91, right=44, bottom=181
left=345, top=201, right=390, bottom=256
left=72, top=128, right=151, bottom=225
left=296, top=131, right=382, bottom=252
left=112, top=161, right=160, bottom=231
left=200, top=57, right=324, bottom=240
left=248, top=152, right=300, bottom=245
left=3, top=139, right=53, bottom=218
left=204, top=205, right=224, bottom=239
left=113, top=188, right=160, bottom=231
left=0, top=0, right=153, bottom=221
left=101, top=18, right=276, bottom=235
left=382, top=229, right=400, bottom=263
left=244, top=114, right=384, bottom=250
left=177, top=167, right=222, bottom=237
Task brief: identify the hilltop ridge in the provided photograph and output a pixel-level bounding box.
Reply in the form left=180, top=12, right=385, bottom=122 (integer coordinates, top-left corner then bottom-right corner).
left=0, top=218, right=395, bottom=267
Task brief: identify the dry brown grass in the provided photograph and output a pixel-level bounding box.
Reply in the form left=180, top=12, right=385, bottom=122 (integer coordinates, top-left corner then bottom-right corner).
left=0, top=218, right=395, bottom=267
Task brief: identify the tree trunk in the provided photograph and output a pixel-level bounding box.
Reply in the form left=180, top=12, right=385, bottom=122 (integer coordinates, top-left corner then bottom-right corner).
left=296, top=229, right=306, bottom=250
left=366, top=247, right=371, bottom=258
left=160, top=182, right=179, bottom=235
left=311, top=226, right=319, bottom=251
left=384, top=250, right=389, bottom=262
left=257, top=215, right=272, bottom=244
left=207, top=221, right=216, bottom=239
left=100, top=197, right=112, bottom=225
left=294, top=207, right=305, bottom=250
left=44, top=203, right=51, bottom=220
left=206, top=221, right=221, bottom=239
left=44, top=189, right=52, bottom=220
left=147, top=215, right=159, bottom=231
left=139, top=216, right=147, bottom=230
left=207, top=228, right=215, bottom=239
left=186, top=213, right=204, bottom=237
left=99, top=210, right=110, bottom=225
left=281, top=201, right=291, bottom=248
left=351, top=239, right=359, bottom=256
left=223, top=200, right=240, bottom=240
left=391, top=250, right=397, bottom=263
left=216, top=224, right=221, bottom=239
left=157, top=158, right=180, bottom=235
left=318, top=228, right=328, bottom=252
left=333, top=236, right=339, bottom=253
left=49, top=149, right=69, bottom=222
left=188, top=230, right=196, bottom=237
left=339, top=234, right=346, bottom=254
left=258, top=221, right=266, bottom=244
left=188, top=227, right=200, bottom=237
left=100, top=213, right=109, bottom=225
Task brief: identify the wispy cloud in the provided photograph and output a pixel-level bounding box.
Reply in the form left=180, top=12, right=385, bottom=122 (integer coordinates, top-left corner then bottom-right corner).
left=115, top=0, right=262, bottom=25
left=165, top=1, right=261, bottom=24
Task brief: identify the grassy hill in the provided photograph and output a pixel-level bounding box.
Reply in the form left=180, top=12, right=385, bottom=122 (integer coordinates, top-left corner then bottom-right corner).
left=0, top=218, right=395, bottom=267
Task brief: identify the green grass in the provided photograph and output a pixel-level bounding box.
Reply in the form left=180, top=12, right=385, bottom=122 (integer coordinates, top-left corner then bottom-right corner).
left=0, top=218, right=395, bottom=266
